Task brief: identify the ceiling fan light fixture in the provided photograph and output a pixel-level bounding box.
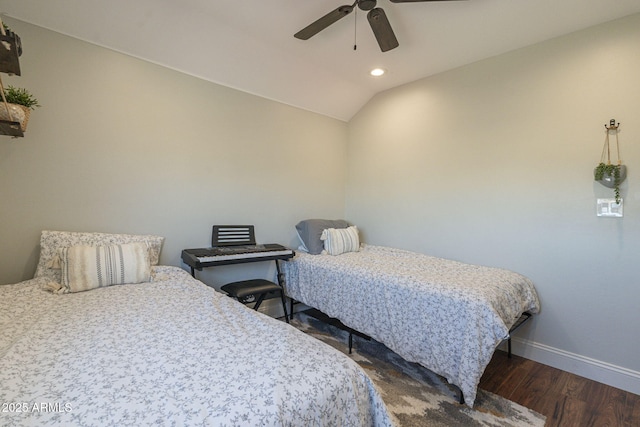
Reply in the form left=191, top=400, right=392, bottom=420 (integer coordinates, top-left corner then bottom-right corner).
left=370, top=68, right=386, bottom=77
left=358, top=0, right=378, bottom=11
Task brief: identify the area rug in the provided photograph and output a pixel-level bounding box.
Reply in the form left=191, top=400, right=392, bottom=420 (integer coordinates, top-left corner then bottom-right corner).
left=290, top=311, right=546, bottom=427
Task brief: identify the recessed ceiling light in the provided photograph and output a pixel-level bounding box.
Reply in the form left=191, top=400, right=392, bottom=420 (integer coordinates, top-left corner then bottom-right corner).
left=370, top=68, right=385, bottom=77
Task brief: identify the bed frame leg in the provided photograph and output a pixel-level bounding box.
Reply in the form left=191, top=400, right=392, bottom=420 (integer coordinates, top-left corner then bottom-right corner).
left=505, top=311, right=531, bottom=359
left=455, top=385, right=465, bottom=405
left=348, top=332, right=353, bottom=354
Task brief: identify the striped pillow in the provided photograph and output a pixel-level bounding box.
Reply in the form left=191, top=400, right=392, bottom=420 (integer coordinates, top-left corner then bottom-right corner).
left=35, top=230, right=164, bottom=282
left=321, top=226, right=360, bottom=255
left=58, top=242, right=151, bottom=293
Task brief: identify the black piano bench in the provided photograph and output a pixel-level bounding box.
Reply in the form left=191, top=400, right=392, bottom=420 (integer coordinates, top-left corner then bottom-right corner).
left=221, top=279, right=289, bottom=323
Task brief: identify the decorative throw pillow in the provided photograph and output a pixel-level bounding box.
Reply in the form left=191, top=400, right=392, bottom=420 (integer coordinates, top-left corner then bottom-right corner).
left=321, top=226, right=360, bottom=256
left=58, top=242, right=151, bottom=293
left=295, top=219, right=350, bottom=254
left=34, top=230, right=164, bottom=282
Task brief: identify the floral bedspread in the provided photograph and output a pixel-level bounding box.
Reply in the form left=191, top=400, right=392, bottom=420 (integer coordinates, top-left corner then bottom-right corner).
left=0, top=266, right=392, bottom=427
left=282, top=245, right=540, bottom=407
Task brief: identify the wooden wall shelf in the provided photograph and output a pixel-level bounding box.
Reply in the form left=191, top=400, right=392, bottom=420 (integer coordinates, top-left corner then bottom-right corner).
left=1, top=23, right=26, bottom=136
left=0, top=119, right=24, bottom=137
left=0, top=32, right=22, bottom=76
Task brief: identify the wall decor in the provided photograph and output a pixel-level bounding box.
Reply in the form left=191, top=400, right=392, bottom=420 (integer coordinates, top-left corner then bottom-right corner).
left=594, top=119, right=626, bottom=204
left=0, top=18, right=31, bottom=137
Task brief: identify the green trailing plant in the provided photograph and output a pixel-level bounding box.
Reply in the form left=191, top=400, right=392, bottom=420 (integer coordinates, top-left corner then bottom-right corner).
left=594, top=162, right=621, bottom=204
left=2, top=86, right=40, bottom=110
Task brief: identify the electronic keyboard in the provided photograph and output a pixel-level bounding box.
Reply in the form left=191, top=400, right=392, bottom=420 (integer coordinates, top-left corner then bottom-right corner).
left=181, top=244, right=295, bottom=272
left=190, top=244, right=294, bottom=262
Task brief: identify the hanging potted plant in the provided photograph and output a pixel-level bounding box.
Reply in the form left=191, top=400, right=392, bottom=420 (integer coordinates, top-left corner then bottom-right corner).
left=594, top=120, right=626, bottom=204
left=0, top=85, right=40, bottom=132
left=594, top=162, right=625, bottom=204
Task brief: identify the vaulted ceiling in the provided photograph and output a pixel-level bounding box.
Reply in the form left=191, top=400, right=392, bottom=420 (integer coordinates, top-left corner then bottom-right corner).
left=3, top=0, right=640, bottom=121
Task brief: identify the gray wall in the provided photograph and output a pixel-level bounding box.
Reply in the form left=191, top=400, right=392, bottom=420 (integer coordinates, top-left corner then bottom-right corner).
left=346, top=13, right=640, bottom=389
left=2, top=14, right=639, bottom=393
left=0, top=19, right=348, bottom=287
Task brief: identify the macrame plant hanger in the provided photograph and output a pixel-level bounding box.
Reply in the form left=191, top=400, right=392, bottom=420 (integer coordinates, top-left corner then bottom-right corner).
left=594, top=119, right=626, bottom=203
left=600, top=119, right=622, bottom=167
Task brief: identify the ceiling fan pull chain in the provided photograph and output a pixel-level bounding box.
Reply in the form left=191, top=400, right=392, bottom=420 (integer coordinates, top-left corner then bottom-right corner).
left=354, top=7, right=358, bottom=50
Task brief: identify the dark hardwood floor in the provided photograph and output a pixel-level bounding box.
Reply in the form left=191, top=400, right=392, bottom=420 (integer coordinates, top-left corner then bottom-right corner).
left=479, top=350, right=640, bottom=427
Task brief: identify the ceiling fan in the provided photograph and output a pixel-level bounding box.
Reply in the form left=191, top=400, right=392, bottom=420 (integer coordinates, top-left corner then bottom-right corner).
left=294, top=0, right=466, bottom=52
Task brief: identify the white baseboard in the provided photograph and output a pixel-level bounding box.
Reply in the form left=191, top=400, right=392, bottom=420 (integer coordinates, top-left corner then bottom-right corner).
left=505, top=337, right=640, bottom=396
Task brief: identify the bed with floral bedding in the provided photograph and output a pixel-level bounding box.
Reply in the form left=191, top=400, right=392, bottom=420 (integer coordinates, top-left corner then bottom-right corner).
left=0, top=230, right=392, bottom=427
left=283, top=221, right=540, bottom=408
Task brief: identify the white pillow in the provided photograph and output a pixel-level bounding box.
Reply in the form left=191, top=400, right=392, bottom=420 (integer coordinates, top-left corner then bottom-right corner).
left=295, top=219, right=350, bottom=254
left=58, top=242, right=151, bottom=293
left=321, top=226, right=360, bottom=255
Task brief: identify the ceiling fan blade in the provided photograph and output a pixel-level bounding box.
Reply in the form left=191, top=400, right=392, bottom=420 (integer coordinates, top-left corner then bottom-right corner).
left=294, top=5, right=354, bottom=40
left=367, top=8, right=399, bottom=52
left=389, top=0, right=467, bottom=3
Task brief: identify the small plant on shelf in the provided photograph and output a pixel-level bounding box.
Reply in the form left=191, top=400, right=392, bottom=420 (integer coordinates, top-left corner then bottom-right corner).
left=0, top=86, right=40, bottom=134
left=2, top=85, right=40, bottom=110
